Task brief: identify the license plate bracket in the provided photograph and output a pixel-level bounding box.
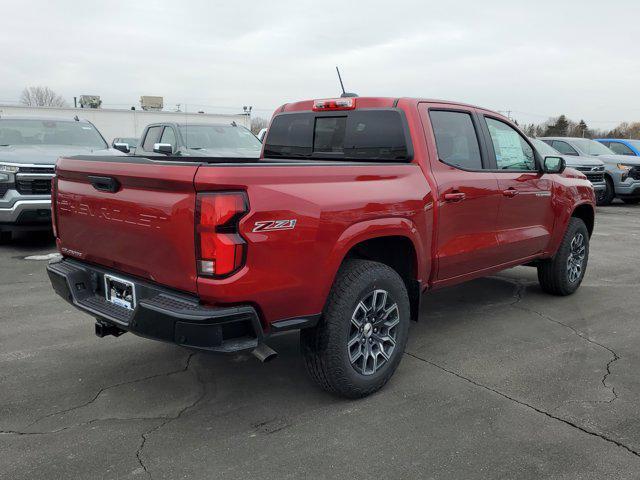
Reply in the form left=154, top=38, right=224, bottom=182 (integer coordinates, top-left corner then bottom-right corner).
left=104, top=274, right=136, bottom=310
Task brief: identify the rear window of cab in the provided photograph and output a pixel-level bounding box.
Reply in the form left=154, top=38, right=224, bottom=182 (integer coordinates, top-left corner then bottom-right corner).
left=263, top=110, right=411, bottom=161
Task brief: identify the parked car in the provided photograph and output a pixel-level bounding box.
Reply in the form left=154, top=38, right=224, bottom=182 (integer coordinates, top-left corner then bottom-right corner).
left=530, top=138, right=606, bottom=197
left=111, top=137, right=138, bottom=154
left=595, top=138, right=640, bottom=157
left=0, top=116, right=123, bottom=242
left=540, top=137, right=640, bottom=205
left=48, top=97, right=595, bottom=398
left=135, top=122, right=262, bottom=158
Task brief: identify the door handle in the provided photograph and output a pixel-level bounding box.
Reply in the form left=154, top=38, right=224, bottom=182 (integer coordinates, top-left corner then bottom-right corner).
left=88, top=175, right=120, bottom=193
left=502, top=188, right=519, bottom=198
left=443, top=192, right=466, bottom=202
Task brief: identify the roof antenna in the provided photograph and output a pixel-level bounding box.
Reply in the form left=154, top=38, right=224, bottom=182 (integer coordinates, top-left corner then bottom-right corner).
left=336, top=66, right=358, bottom=98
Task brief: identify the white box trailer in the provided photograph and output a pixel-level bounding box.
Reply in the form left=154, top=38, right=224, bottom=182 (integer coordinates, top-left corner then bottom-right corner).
left=0, top=104, right=251, bottom=144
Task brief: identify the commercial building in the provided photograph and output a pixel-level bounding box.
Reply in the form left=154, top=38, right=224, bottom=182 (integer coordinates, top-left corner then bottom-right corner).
left=0, top=104, right=251, bottom=143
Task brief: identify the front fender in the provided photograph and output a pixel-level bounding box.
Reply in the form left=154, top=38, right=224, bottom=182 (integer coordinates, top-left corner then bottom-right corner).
left=547, top=197, right=594, bottom=257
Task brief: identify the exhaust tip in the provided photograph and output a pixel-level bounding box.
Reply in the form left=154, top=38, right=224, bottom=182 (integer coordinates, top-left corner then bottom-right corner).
left=252, top=343, right=278, bottom=363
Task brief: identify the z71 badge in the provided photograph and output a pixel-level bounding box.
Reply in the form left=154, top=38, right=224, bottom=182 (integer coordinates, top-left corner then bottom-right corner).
left=252, top=219, right=297, bottom=232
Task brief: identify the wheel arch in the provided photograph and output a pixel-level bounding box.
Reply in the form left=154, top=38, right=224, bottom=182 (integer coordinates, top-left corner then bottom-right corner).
left=604, top=171, right=616, bottom=189
left=323, top=218, right=427, bottom=322
left=571, top=202, right=595, bottom=237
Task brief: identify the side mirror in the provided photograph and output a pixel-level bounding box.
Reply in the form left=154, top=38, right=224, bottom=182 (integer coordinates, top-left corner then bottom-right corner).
left=543, top=156, right=566, bottom=174
left=153, top=143, right=173, bottom=155
left=113, top=142, right=130, bottom=153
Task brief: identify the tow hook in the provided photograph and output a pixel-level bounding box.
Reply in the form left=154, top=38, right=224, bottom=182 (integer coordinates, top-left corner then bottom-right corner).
left=252, top=343, right=278, bottom=363
left=94, top=320, right=126, bottom=338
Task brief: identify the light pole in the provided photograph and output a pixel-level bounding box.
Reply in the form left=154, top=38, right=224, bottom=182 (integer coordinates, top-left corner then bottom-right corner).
left=243, top=106, right=252, bottom=129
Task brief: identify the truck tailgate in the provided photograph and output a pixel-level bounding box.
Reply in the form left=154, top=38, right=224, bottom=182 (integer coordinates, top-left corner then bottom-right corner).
left=54, top=156, right=200, bottom=293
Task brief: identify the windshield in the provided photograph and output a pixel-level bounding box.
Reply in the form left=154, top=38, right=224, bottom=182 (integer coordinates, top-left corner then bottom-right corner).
left=571, top=138, right=614, bottom=156
left=179, top=125, right=261, bottom=152
left=531, top=138, right=560, bottom=156
left=0, top=119, right=107, bottom=149
left=626, top=140, right=640, bottom=149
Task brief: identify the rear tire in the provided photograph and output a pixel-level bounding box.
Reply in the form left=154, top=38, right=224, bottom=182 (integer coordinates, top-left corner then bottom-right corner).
left=596, top=177, right=615, bottom=206
left=0, top=231, right=11, bottom=244
left=537, top=218, right=589, bottom=296
left=622, top=198, right=640, bottom=205
left=301, top=259, right=410, bottom=398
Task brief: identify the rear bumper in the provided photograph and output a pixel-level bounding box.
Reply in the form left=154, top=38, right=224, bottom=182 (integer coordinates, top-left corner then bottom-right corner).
left=47, top=258, right=264, bottom=353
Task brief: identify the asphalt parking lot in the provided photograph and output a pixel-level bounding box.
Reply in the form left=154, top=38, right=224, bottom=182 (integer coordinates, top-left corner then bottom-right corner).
left=2, top=204, right=640, bottom=480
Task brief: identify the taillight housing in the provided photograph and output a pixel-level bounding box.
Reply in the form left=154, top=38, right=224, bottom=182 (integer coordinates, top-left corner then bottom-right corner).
left=195, top=192, right=248, bottom=278
left=312, top=97, right=356, bottom=111
left=51, top=175, right=58, bottom=238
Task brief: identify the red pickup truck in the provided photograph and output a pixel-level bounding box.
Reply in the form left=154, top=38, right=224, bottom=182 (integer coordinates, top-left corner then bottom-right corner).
left=47, top=96, right=595, bottom=398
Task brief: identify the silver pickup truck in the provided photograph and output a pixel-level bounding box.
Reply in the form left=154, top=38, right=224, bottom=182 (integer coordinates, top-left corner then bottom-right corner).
left=0, top=116, right=123, bottom=241
left=540, top=137, right=640, bottom=205
left=531, top=138, right=606, bottom=197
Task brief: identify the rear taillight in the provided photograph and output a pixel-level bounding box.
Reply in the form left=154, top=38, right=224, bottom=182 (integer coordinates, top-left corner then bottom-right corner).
left=312, top=97, right=356, bottom=111
left=195, top=192, right=248, bottom=278
left=51, top=176, right=58, bottom=238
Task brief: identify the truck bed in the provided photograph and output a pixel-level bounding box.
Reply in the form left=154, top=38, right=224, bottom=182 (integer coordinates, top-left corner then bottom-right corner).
left=53, top=154, right=429, bottom=321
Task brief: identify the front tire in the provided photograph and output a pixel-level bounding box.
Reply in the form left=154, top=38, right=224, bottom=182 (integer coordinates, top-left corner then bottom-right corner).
left=596, top=177, right=615, bottom=206
left=537, top=218, right=589, bottom=296
left=301, top=259, right=410, bottom=398
left=0, top=231, right=11, bottom=244
left=622, top=198, right=640, bottom=205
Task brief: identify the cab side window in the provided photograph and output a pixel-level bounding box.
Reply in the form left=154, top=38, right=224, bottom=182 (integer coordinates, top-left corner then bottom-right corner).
left=609, top=142, right=636, bottom=156
left=160, top=127, right=176, bottom=151
left=142, top=126, right=162, bottom=151
left=551, top=140, right=578, bottom=156
left=485, top=118, right=535, bottom=171
left=429, top=110, right=483, bottom=170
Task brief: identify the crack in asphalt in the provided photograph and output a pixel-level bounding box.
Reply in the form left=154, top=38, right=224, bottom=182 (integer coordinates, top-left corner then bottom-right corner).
left=1, top=352, right=206, bottom=478
left=135, top=353, right=207, bottom=479
left=20, top=352, right=197, bottom=432
left=0, top=417, right=162, bottom=437
left=508, top=280, right=528, bottom=306
left=404, top=351, right=640, bottom=459
left=509, top=281, right=619, bottom=404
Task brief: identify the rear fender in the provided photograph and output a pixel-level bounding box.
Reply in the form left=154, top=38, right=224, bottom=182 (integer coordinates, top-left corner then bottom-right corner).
left=319, top=217, right=427, bottom=310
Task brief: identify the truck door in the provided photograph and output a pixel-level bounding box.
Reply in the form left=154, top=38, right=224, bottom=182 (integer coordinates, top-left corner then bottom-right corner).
left=478, top=114, right=554, bottom=262
left=419, top=104, right=502, bottom=282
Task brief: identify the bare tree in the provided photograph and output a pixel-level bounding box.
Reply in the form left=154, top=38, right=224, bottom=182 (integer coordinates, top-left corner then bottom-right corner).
left=250, top=116, right=268, bottom=135
left=20, top=86, right=67, bottom=107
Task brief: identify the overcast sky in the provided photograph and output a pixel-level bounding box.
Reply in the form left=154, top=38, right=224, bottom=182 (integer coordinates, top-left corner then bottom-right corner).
left=1, top=0, right=638, bottom=128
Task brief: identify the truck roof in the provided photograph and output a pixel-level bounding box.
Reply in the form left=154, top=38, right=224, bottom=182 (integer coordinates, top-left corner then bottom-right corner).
left=539, top=137, right=596, bottom=141
left=278, top=96, right=490, bottom=113
left=145, top=122, right=241, bottom=128
left=0, top=115, right=91, bottom=123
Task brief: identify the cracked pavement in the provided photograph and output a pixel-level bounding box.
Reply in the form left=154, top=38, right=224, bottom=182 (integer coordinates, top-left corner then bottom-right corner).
left=2, top=204, right=640, bottom=479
